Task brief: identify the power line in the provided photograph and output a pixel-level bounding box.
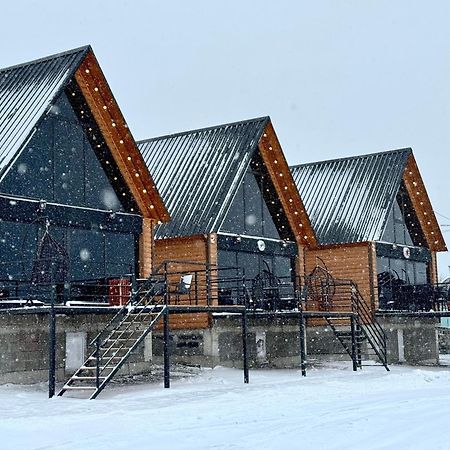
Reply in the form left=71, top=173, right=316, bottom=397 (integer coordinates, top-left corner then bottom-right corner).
left=436, top=211, right=450, bottom=222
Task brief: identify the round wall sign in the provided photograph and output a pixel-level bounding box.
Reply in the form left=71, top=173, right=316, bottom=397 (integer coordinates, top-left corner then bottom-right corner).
left=257, top=240, right=266, bottom=251
left=403, top=247, right=411, bottom=259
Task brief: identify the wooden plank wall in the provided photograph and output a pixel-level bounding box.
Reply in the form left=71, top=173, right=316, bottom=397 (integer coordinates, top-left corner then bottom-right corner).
left=304, top=243, right=373, bottom=317
left=153, top=234, right=214, bottom=330
left=139, top=218, right=154, bottom=278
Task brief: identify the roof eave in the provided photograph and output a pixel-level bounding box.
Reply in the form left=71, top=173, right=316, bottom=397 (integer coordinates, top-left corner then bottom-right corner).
left=258, top=120, right=317, bottom=247
left=402, top=153, right=447, bottom=252
left=74, top=49, right=170, bottom=222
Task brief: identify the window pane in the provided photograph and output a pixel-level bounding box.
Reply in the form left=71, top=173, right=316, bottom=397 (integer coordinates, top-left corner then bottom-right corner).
left=0, top=117, right=53, bottom=199
left=69, top=229, right=105, bottom=281
left=105, top=232, right=135, bottom=276
left=0, top=221, right=38, bottom=281
left=220, top=179, right=245, bottom=234
left=53, top=118, right=84, bottom=205
left=377, top=256, right=390, bottom=274
left=381, top=208, right=395, bottom=243
left=244, top=172, right=262, bottom=235
left=273, top=256, right=292, bottom=280
left=405, top=260, right=415, bottom=284
left=415, top=262, right=428, bottom=284
left=237, top=252, right=260, bottom=281
left=390, top=258, right=406, bottom=281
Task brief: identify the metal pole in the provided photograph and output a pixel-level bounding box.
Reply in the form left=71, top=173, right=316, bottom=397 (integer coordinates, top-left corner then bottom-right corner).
left=299, top=309, right=307, bottom=377
left=48, top=285, right=56, bottom=398
left=242, top=269, right=247, bottom=308
left=95, top=338, right=100, bottom=389
left=163, top=263, right=169, bottom=306
left=242, top=310, right=249, bottom=384
left=356, top=321, right=362, bottom=369
left=350, top=315, right=358, bottom=372
left=206, top=264, right=211, bottom=306
left=163, top=307, right=170, bottom=388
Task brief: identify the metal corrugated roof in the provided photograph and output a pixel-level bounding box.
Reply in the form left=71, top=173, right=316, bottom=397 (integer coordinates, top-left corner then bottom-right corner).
left=138, top=117, right=269, bottom=239
left=290, top=149, right=411, bottom=245
left=0, top=46, right=90, bottom=177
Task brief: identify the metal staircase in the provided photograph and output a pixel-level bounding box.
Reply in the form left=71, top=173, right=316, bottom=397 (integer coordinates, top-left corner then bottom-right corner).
left=58, top=276, right=167, bottom=399
left=325, top=283, right=389, bottom=371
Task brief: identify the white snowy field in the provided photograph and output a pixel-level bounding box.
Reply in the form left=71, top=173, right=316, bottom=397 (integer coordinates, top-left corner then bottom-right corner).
left=1, top=364, right=450, bottom=450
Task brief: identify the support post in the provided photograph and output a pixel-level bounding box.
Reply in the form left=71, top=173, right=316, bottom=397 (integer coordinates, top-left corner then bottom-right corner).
left=206, top=264, right=211, bottom=306
left=299, top=309, right=307, bottom=377
left=350, top=315, right=358, bottom=372
left=95, top=338, right=100, bottom=389
left=163, top=307, right=170, bottom=388
left=242, top=310, right=249, bottom=384
left=48, top=285, right=56, bottom=398
left=163, top=263, right=169, bottom=306
left=356, top=321, right=362, bottom=369
left=131, top=273, right=137, bottom=302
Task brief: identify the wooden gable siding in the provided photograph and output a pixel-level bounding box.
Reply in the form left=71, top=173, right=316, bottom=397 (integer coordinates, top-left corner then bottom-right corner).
left=402, top=154, right=446, bottom=252
left=73, top=50, right=170, bottom=280
left=154, top=234, right=217, bottom=330
left=258, top=121, right=317, bottom=248
left=305, top=243, right=374, bottom=317
left=74, top=53, right=168, bottom=222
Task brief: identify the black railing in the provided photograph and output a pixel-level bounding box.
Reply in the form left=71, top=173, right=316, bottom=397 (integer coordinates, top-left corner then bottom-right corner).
left=377, top=282, right=450, bottom=312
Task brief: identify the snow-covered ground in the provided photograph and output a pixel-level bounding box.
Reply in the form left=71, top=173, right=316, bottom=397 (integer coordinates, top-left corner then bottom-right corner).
left=2, top=363, right=450, bottom=450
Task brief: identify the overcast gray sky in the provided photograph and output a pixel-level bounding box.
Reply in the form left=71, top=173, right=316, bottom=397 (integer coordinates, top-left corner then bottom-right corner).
left=2, top=0, right=449, bottom=277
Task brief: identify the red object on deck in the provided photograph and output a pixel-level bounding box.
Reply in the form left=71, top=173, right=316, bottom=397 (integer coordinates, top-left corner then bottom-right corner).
left=108, top=279, right=131, bottom=306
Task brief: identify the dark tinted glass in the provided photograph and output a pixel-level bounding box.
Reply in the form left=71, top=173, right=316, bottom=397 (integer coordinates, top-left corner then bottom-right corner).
left=221, top=182, right=245, bottom=234
left=0, top=92, right=123, bottom=212
left=220, top=169, right=282, bottom=239
left=244, top=172, right=262, bottom=235
left=0, top=221, right=38, bottom=280
left=105, top=232, right=135, bottom=276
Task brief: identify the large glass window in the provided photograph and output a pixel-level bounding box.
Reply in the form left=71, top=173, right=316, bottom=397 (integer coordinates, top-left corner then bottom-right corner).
left=218, top=250, right=293, bottom=282
left=220, top=170, right=281, bottom=239
left=0, top=220, right=136, bottom=282
left=0, top=93, right=124, bottom=212
left=382, top=195, right=422, bottom=246
left=376, top=256, right=429, bottom=285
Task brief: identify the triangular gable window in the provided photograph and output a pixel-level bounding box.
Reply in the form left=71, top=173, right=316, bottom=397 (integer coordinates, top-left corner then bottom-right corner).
left=220, top=153, right=294, bottom=240
left=1, top=89, right=135, bottom=212
left=382, top=183, right=426, bottom=247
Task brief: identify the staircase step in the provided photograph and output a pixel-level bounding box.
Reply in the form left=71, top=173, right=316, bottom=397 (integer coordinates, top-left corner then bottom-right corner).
left=105, top=338, right=138, bottom=342
left=63, top=386, right=97, bottom=390
left=59, top=302, right=167, bottom=398
left=101, top=347, right=130, bottom=351
left=88, top=356, right=122, bottom=361
left=80, top=365, right=115, bottom=370
left=71, top=376, right=107, bottom=380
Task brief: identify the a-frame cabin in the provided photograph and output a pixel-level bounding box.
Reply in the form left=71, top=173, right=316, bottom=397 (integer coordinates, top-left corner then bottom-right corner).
left=138, top=117, right=316, bottom=329
left=291, top=149, right=447, bottom=312
left=0, top=46, right=169, bottom=295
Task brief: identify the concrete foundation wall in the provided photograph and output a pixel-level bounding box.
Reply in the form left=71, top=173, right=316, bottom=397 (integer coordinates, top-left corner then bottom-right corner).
left=0, top=311, right=153, bottom=384
left=151, top=315, right=352, bottom=369
left=0, top=310, right=443, bottom=385
left=376, top=314, right=440, bottom=365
